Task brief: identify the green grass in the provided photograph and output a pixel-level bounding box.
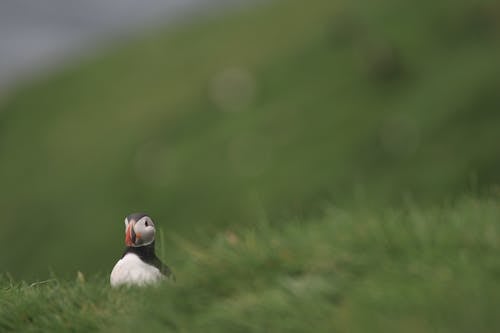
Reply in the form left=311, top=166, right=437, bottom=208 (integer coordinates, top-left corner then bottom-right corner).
left=0, top=0, right=499, bottom=279
left=2, top=196, right=500, bottom=332
left=0, top=0, right=500, bottom=330
left=0, top=277, right=124, bottom=332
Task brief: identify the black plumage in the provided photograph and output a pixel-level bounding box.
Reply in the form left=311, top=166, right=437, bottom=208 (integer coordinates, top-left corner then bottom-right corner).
left=127, top=212, right=148, bottom=223
left=122, top=241, right=174, bottom=279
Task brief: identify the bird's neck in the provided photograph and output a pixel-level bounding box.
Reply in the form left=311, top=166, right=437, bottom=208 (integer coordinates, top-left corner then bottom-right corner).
left=123, top=241, right=156, bottom=260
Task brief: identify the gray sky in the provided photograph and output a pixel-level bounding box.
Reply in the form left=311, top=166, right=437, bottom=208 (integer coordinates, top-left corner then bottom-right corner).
left=0, top=0, right=249, bottom=89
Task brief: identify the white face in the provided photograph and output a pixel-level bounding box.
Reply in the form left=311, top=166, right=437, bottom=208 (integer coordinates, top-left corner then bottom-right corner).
left=124, top=215, right=156, bottom=247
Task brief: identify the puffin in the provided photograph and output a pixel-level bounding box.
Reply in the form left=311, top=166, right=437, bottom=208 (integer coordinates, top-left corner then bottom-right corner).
left=110, top=213, right=173, bottom=287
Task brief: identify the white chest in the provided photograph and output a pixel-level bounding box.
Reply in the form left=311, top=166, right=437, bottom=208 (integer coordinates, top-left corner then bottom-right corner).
left=110, top=253, right=164, bottom=287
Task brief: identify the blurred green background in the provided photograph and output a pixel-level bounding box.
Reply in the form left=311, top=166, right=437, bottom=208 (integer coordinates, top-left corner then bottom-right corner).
left=0, top=0, right=499, bottom=282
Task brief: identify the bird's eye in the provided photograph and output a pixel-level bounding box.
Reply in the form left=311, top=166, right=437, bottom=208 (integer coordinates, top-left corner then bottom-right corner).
left=144, top=220, right=148, bottom=227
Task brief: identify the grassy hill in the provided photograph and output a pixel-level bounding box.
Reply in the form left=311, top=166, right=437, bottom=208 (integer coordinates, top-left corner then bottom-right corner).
left=2, top=197, right=500, bottom=332
left=0, top=0, right=500, bottom=330
left=1, top=0, right=499, bottom=280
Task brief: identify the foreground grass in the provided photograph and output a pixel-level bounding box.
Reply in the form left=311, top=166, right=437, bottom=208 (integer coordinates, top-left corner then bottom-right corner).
left=0, top=277, right=122, bottom=332
left=3, top=196, right=500, bottom=332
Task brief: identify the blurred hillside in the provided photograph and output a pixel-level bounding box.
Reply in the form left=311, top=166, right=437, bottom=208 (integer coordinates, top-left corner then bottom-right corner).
left=0, top=0, right=499, bottom=280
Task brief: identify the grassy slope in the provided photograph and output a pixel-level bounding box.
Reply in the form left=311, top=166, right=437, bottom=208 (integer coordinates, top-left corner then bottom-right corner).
left=1, top=0, right=500, bottom=331
left=2, top=197, right=500, bottom=332
left=0, top=0, right=499, bottom=279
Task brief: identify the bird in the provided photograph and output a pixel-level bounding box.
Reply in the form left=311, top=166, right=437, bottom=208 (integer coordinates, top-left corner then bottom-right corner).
left=110, top=213, right=173, bottom=287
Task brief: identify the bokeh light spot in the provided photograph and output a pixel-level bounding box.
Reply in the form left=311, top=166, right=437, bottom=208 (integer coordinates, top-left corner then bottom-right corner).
left=209, top=67, right=256, bottom=112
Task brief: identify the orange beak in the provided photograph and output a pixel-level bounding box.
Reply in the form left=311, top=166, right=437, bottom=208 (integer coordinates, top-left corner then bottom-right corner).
left=125, top=220, right=136, bottom=247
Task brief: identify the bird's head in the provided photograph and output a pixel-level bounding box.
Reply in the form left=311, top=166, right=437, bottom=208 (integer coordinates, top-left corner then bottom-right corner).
left=124, top=213, right=156, bottom=247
